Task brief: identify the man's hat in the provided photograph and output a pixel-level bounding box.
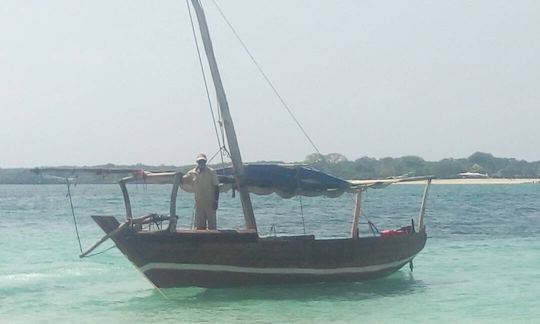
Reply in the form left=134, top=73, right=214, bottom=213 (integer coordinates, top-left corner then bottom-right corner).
left=196, top=153, right=207, bottom=162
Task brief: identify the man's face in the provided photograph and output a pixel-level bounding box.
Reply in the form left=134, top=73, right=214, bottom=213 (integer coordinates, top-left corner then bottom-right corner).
left=197, top=160, right=207, bottom=169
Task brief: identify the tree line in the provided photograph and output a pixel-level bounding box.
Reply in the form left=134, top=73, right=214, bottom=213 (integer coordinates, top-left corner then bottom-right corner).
left=305, top=152, right=540, bottom=179
left=1, top=152, right=539, bottom=184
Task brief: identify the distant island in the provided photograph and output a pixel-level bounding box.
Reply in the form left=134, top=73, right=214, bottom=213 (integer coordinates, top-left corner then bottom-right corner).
left=1, top=152, right=539, bottom=184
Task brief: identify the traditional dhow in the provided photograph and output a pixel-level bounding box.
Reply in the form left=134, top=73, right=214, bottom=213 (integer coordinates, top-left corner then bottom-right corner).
left=85, top=164, right=432, bottom=288
left=93, top=215, right=426, bottom=288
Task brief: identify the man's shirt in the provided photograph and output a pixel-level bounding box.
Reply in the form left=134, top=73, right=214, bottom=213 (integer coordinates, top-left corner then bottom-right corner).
left=183, top=166, right=219, bottom=206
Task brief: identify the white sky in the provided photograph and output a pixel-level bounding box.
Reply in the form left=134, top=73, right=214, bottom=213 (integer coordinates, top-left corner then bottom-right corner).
left=1, top=0, right=539, bottom=168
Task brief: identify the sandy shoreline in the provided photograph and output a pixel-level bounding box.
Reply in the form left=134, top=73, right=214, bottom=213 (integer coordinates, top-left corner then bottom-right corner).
left=400, top=178, right=540, bottom=185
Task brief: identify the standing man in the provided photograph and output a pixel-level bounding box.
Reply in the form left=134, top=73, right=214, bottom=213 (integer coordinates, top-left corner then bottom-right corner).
left=183, top=153, right=219, bottom=230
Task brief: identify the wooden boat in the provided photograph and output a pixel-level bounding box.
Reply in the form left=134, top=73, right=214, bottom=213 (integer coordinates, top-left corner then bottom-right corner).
left=88, top=164, right=431, bottom=288
left=44, top=0, right=433, bottom=288
left=92, top=215, right=427, bottom=288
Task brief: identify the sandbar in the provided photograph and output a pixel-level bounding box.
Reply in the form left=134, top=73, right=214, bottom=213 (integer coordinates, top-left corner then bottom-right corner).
left=400, top=178, right=540, bottom=185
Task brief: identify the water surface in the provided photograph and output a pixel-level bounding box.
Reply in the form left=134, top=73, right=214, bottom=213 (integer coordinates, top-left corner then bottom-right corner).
left=1, top=184, right=539, bottom=323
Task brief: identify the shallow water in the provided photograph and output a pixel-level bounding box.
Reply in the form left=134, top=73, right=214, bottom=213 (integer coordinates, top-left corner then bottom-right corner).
left=1, top=184, right=539, bottom=323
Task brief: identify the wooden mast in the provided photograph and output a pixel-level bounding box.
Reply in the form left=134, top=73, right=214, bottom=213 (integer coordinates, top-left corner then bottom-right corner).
left=190, top=0, right=257, bottom=231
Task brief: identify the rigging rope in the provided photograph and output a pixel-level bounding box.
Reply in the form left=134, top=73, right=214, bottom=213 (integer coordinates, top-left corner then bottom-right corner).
left=186, top=0, right=227, bottom=168
left=208, top=146, right=231, bottom=165
left=210, top=0, right=322, bottom=156
left=299, top=195, right=306, bottom=235
left=348, top=190, right=380, bottom=236
left=295, top=169, right=307, bottom=235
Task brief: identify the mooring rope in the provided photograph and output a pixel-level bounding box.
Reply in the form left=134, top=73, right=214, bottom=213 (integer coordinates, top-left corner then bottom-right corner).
left=84, top=245, right=116, bottom=258
left=66, top=178, right=83, bottom=254
left=65, top=178, right=117, bottom=258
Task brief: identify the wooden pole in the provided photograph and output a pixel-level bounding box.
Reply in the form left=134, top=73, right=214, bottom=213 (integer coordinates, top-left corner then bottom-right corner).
left=417, top=178, right=432, bottom=231
left=351, top=191, right=362, bottom=238
left=190, top=0, right=257, bottom=231
left=119, top=179, right=132, bottom=220
left=79, top=222, right=128, bottom=258
left=168, top=172, right=182, bottom=232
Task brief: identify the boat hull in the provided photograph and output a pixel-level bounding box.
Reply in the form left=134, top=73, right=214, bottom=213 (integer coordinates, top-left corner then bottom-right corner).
left=93, top=216, right=427, bottom=288
left=140, top=259, right=413, bottom=288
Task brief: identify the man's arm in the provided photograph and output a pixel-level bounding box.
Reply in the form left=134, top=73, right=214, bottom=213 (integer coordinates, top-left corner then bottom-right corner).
left=212, top=170, right=219, bottom=210
left=182, top=170, right=196, bottom=184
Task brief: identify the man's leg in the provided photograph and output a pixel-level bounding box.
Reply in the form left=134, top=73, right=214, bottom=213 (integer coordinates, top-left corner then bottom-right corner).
left=194, top=206, right=207, bottom=230
left=207, top=207, right=217, bottom=230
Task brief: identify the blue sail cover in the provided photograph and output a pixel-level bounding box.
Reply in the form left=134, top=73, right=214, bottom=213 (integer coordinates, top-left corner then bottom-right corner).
left=216, top=164, right=351, bottom=198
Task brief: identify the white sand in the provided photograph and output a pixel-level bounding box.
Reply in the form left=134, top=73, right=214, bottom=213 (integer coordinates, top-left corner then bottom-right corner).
left=400, top=178, right=540, bottom=185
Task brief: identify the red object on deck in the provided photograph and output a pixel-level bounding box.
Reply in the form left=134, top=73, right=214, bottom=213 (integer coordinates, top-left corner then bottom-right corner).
left=380, top=229, right=407, bottom=236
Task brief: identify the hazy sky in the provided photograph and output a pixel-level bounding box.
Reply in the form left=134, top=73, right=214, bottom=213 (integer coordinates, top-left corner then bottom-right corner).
left=1, top=0, right=539, bottom=168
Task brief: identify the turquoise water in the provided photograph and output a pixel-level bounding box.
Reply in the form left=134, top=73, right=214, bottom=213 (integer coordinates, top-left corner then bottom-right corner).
left=1, top=184, right=539, bottom=323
